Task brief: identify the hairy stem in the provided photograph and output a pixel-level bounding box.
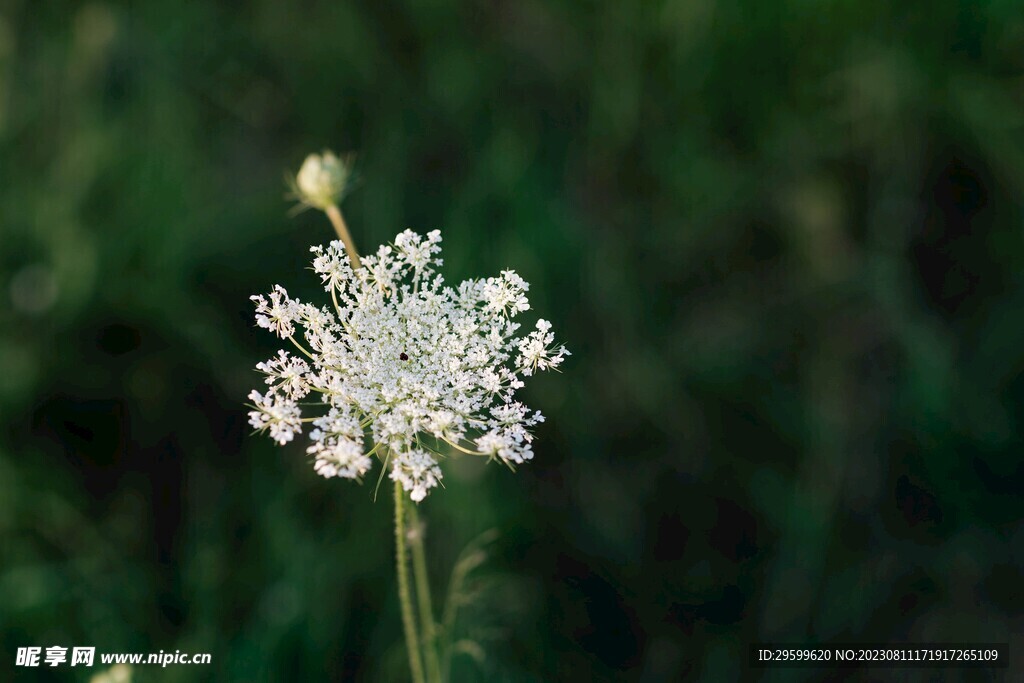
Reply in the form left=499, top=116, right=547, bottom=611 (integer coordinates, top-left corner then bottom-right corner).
left=408, top=503, right=443, bottom=683
left=325, top=204, right=362, bottom=269
left=395, top=483, right=426, bottom=683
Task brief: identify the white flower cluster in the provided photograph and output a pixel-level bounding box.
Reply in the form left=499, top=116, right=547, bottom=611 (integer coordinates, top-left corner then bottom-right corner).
left=247, top=230, right=569, bottom=501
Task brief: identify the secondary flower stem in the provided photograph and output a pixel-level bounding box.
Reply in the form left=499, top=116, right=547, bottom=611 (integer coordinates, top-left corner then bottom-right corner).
left=395, top=482, right=426, bottom=683
left=408, top=503, right=443, bottom=683
left=325, top=204, right=362, bottom=269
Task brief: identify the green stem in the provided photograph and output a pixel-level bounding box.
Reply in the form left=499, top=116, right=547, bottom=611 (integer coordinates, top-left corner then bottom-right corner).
left=325, top=203, right=362, bottom=269
left=408, top=503, right=443, bottom=683
left=395, top=482, right=426, bottom=683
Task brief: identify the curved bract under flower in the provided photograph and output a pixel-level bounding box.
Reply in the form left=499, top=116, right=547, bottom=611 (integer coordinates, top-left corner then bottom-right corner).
left=247, top=230, right=569, bottom=501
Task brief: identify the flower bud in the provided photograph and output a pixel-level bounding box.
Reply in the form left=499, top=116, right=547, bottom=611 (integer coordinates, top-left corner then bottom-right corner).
left=294, top=150, right=350, bottom=210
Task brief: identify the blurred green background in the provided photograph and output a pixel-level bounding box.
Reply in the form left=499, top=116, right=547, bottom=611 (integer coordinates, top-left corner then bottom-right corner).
left=2, top=1, right=1023, bottom=681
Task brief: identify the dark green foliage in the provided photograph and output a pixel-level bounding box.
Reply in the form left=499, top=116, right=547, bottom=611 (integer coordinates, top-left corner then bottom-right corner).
left=1, top=1, right=1022, bottom=681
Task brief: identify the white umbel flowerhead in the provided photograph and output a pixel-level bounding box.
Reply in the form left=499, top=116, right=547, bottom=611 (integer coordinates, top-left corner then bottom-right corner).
left=293, top=150, right=351, bottom=210
left=247, top=230, right=569, bottom=501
